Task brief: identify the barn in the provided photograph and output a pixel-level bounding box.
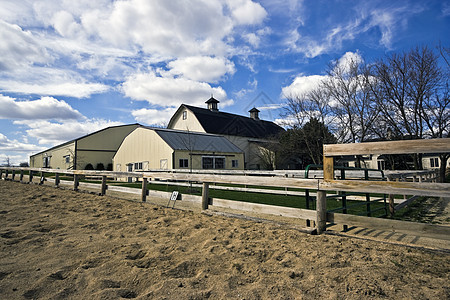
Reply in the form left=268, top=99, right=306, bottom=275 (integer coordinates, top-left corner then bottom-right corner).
left=29, top=124, right=140, bottom=170
left=113, top=127, right=244, bottom=172
left=168, top=97, right=284, bottom=169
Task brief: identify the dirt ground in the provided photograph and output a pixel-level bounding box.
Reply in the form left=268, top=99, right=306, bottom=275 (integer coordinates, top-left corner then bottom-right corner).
left=0, top=180, right=449, bottom=299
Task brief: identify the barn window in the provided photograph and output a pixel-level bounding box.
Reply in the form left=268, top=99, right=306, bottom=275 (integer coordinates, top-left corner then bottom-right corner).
left=232, top=160, right=239, bottom=168
left=43, top=156, right=51, bottom=168
left=182, top=111, right=187, bottom=120
left=64, top=155, right=70, bottom=164
left=202, top=156, right=225, bottom=169
left=179, top=159, right=189, bottom=168
left=430, top=158, right=439, bottom=168
left=134, top=162, right=143, bottom=170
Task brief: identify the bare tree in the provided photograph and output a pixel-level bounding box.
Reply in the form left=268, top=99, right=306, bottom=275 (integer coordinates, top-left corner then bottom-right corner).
left=322, top=57, right=379, bottom=144
left=3, top=157, right=11, bottom=167
left=371, top=46, right=443, bottom=169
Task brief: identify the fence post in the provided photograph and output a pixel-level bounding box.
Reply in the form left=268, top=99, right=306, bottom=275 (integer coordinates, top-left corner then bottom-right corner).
left=73, top=174, right=79, bottom=191
left=101, top=176, right=107, bottom=195
left=12, top=170, right=16, bottom=181
left=389, top=194, right=395, bottom=216
left=0, top=169, right=2, bottom=180
left=55, top=173, right=60, bottom=187
left=316, top=191, right=327, bottom=234
left=20, top=170, right=24, bottom=182
left=305, top=189, right=311, bottom=227
left=141, top=178, right=147, bottom=202
left=317, top=156, right=334, bottom=234
left=202, top=182, right=210, bottom=210
left=39, top=171, right=45, bottom=185
left=29, top=170, right=33, bottom=183
left=5, top=170, right=8, bottom=180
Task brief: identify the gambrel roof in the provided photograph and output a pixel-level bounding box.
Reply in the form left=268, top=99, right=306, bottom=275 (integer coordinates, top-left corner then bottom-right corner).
left=169, top=104, right=284, bottom=139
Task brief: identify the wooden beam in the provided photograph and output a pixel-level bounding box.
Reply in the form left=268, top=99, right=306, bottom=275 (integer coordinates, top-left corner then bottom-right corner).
left=73, top=174, right=79, bottom=191
left=316, top=191, right=327, bottom=234
left=324, top=138, right=450, bottom=156
left=100, top=176, right=107, bottom=195
left=202, top=182, right=210, bottom=210
left=319, top=180, right=450, bottom=198
left=328, top=212, right=450, bottom=240
left=143, top=172, right=319, bottom=190
left=141, top=178, right=147, bottom=202
left=211, top=199, right=316, bottom=220
left=323, top=156, right=334, bottom=180
left=55, top=173, right=60, bottom=187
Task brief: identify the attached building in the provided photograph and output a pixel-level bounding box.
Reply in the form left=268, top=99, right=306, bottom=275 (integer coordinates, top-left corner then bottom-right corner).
left=30, top=124, right=140, bottom=170
left=113, top=127, right=244, bottom=172
left=168, top=97, right=284, bottom=169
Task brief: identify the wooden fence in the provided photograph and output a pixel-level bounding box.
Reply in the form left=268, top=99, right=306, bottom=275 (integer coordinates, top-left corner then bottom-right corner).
left=1, top=138, right=449, bottom=239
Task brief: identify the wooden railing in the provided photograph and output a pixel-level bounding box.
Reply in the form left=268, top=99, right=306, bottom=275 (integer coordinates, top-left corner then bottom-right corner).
left=1, top=138, right=449, bottom=238
left=321, top=138, right=450, bottom=235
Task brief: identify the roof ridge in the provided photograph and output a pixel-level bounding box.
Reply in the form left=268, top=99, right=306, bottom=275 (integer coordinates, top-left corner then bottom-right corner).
left=183, top=104, right=278, bottom=124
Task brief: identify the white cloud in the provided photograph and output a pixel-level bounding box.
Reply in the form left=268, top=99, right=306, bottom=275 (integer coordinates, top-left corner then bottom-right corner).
left=0, top=133, right=44, bottom=152
left=243, top=27, right=271, bottom=48
left=281, top=74, right=326, bottom=98
left=226, top=0, right=268, bottom=25
left=0, top=152, right=32, bottom=166
left=167, top=56, right=236, bottom=83
left=0, top=0, right=269, bottom=100
left=0, top=20, right=50, bottom=71
left=122, top=71, right=230, bottom=108
left=82, top=0, right=234, bottom=58
left=0, top=94, right=83, bottom=120
left=286, top=3, right=426, bottom=57
left=335, top=51, right=363, bottom=72
left=14, top=119, right=124, bottom=146
left=132, top=107, right=177, bottom=126
left=0, top=80, right=109, bottom=98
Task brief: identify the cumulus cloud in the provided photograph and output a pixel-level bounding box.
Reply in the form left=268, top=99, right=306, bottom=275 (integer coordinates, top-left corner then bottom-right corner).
left=0, top=133, right=44, bottom=152
left=167, top=56, right=236, bottom=83
left=0, top=94, right=83, bottom=120
left=226, top=0, right=268, bottom=25
left=0, top=0, right=269, bottom=101
left=14, top=119, right=124, bottom=146
left=122, top=71, right=230, bottom=108
left=82, top=0, right=234, bottom=57
left=243, top=27, right=271, bottom=48
left=281, top=75, right=326, bottom=98
left=132, top=107, right=177, bottom=126
left=0, top=20, right=50, bottom=71
left=334, top=51, right=364, bottom=73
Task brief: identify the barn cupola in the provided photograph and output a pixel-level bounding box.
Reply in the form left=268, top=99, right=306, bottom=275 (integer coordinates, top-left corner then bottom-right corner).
left=206, top=96, right=219, bottom=111
left=249, top=107, right=260, bottom=120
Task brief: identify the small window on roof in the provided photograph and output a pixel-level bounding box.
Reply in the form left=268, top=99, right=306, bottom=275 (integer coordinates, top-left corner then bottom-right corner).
left=182, top=111, right=187, bottom=120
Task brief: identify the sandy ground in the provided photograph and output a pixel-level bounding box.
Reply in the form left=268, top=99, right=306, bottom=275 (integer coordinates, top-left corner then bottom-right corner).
left=0, top=180, right=449, bottom=299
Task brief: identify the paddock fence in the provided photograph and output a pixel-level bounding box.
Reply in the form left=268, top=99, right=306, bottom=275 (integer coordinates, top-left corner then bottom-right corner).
left=1, top=138, right=449, bottom=239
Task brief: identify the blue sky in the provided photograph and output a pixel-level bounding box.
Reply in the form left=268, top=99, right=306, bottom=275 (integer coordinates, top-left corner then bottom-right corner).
left=0, top=0, right=449, bottom=165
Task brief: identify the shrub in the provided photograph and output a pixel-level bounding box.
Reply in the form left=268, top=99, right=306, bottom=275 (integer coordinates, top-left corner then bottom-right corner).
left=85, top=163, right=94, bottom=170
left=107, top=163, right=113, bottom=171
left=96, top=163, right=105, bottom=171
